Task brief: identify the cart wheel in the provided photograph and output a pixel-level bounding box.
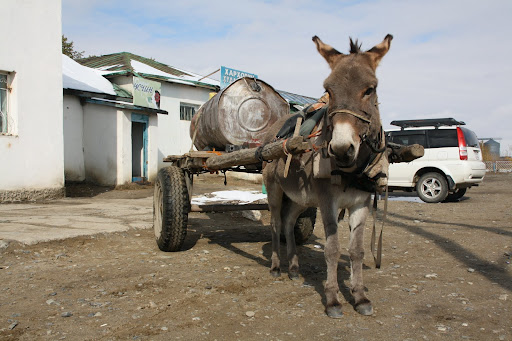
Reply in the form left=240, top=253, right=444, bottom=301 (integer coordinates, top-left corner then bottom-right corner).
left=153, top=166, right=190, bottom=252
left=282, top=207, right=317, bottom=245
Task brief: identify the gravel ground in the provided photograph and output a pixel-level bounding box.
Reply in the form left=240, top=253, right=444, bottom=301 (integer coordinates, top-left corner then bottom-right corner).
left=0, top=173, right=510, bottom=340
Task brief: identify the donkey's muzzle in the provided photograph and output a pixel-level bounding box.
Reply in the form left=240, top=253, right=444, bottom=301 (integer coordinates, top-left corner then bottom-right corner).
left=329, top=142, right=357, bottom=167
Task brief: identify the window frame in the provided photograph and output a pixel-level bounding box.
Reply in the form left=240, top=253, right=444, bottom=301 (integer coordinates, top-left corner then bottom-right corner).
left=0, top=72, right=8, bottom=134
left=179, top=102, right=200, bottom=121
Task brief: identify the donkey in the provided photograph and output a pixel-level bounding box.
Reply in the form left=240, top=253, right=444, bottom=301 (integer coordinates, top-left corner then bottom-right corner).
left=262, top=34, right=392, bottom=318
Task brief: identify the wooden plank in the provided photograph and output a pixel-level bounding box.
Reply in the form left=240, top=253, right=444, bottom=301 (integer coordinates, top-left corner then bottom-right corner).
left=190, top=203, right=269, bottom=212
left=204, top=136, right=309, bottom=171
left=387, top=143, right=424, bottom=163
left=284, top=116, right=302, bottom=178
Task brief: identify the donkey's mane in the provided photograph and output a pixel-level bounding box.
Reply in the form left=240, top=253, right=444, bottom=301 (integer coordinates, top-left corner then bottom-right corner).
left=349, top=38, right=362, bottom=54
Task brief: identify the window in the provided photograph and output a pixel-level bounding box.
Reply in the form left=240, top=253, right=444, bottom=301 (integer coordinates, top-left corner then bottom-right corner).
left=180, top=103, right=200, bottom=121
left=0, top=73, right=8, bottom=133
left=427, top=129, right=458, bottom=148
left=389, top=131, right=427, bottom=147
left=459, top=127, right=479, bottom=147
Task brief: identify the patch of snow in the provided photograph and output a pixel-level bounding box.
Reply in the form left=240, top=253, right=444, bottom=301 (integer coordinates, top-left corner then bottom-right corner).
left=62, top=55, right=116, bottom=95
left=131, top=60, right=219, bottom=87
left=95, top=64, right=123, bottom=71
left=387, top=196, right=424, bottom=203
left=192, top=190, right=266, bottom=205
left=131, top=60, right=176, bottom=79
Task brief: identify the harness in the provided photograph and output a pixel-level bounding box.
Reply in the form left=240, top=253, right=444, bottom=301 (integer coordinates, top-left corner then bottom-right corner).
left=327, top=108, right=388, bottom=269
left=272, top=101, right=388, bottom=268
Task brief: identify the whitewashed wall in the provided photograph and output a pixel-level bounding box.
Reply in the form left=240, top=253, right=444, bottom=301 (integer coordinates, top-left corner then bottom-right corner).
left=0, top=0, right=64, bottom=201
left=108, top=75, right=214, bottom=170
left=64, top=97, right=160, bottom=186
left=157, top=82, right=212, bottom=169
left=63, top=95, right=85, bottom=181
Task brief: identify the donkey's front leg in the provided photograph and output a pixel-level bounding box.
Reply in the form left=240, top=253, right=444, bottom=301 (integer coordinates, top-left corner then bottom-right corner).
left=348, top=200, right=373, bottom=315
left=320, top=206, right=343, bottom=318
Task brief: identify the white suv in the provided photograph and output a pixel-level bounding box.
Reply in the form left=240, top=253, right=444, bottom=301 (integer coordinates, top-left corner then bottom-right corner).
left=386, top=118, right=486, bottom=203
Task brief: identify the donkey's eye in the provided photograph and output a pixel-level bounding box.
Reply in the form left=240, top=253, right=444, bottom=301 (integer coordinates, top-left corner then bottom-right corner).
left=364, top=87, right=375, bottom=96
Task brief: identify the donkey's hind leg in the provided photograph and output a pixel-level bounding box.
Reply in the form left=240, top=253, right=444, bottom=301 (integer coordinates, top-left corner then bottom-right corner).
left=265, top=180, right=284, bottom=278
left=348, top=201, right=373, bottom=315
left=281, top=200, right=306, bottom=280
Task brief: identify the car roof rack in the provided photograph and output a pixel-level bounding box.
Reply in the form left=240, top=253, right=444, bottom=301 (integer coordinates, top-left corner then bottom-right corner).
left=390, top=118, right=466, bottom=130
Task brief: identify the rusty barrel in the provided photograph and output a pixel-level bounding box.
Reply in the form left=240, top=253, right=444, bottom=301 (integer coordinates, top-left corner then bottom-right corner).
left=190, top=77, right=289, bottom=151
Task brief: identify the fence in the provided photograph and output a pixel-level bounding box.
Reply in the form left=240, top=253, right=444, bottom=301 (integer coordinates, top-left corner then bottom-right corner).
left=484, top=161, right=512, bottom=173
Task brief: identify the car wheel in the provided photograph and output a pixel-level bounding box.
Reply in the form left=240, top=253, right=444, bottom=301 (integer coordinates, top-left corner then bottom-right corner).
left=416, top=172, right=448, bottom=203
left=444, top=188, right=467, bottom=202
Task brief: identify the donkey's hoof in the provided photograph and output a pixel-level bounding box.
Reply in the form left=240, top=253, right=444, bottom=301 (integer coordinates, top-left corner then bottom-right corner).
left=270, top=269, right=281, bottom=278
left=288, top=270, right=300, bottom=280
left=355, top=302, right=373, bottom=316
left=326, top=305, right=344, bottom=319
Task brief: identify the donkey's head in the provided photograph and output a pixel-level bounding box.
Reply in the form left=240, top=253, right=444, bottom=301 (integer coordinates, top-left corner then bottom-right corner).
left=313, top=34, right=392, bottom=169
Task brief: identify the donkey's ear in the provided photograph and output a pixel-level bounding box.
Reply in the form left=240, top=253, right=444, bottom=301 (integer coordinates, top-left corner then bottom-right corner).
left=366, top=34, right=393, bottom=68
left=312, top=36, right=343, bottom=69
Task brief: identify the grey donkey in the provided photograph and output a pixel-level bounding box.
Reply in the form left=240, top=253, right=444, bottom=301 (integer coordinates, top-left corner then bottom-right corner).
left=262, top=34, right=393, bottom=318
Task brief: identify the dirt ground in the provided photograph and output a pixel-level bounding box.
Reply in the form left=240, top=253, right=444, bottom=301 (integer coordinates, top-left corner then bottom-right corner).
left=1, top=173, right=511, bottom=340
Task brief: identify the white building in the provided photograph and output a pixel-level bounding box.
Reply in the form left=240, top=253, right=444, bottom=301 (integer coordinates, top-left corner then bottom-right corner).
left=64, top=53, right=219, bottom=186
left=0, top=0, right=65, bottom=202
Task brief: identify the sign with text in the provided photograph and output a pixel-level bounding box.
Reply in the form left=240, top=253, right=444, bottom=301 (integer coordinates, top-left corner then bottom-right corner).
left=220, top=66, right=258, bottom=89
left=133, top=77, right=162, bottom=109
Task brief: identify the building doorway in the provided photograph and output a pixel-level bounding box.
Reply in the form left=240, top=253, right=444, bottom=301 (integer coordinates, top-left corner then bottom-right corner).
left=131, top=114, right=149, bottom=182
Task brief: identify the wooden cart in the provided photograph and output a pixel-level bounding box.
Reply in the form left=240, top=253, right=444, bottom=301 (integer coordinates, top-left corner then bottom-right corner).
left=153, top=136, right=315, bottom=252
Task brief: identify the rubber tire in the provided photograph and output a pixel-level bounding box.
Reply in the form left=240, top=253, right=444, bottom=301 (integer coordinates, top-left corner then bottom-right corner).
left=444, top=188, right=467, bottom=202
left=416, top=172, right=448, bottom=203
left=153, top=166, right=190, bottom=252
left=281, top=207, right=317, bottom=245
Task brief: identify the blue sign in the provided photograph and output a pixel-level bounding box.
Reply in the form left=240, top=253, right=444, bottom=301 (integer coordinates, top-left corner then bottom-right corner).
left=220, top=66, right=258, bottom=89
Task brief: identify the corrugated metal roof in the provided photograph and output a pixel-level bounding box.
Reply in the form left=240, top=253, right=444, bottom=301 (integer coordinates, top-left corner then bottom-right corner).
left=78, top=52, right=188, bottom=77
left=277, top=90, right=318, bottom=106
left=77, top=52, right=219, bottom=89
left=112, top=83, right=132, bottom=98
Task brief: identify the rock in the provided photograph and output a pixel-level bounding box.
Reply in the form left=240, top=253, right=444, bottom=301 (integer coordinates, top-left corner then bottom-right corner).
left=498, top=294, right=508, bottom=301
left=61, top=312, right=73, bottom=318
left=425, top=273, right=438, bottom=279
left=242, top=210, right=261, bottom=221
left=0, top=240, right=9, bottom=250
left=245, top=311, right=255, bottom=317
left=149, top=301, right=158, bottom=308
left=8, top=321, right=18, bottom=330
left=94, top=312, right=102, bottom=317
left=467, top=268, right=475, bottom=273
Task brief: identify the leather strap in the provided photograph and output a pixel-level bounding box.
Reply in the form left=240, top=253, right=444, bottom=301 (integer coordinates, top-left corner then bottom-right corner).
left=371, top=185, right=388, bottom=268
left=328, top=109, right=371, bottom=124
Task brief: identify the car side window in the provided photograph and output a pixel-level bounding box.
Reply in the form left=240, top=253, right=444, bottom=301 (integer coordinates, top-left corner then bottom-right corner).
left=390, top=131, right=427, bottom=147
left=427, top=129, right=458, bottom=148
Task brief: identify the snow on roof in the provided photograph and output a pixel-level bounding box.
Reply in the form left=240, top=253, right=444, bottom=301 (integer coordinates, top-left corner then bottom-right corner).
left=131, top=60, right=220, bottom=87
left=62, top=55, right=116, bottom=95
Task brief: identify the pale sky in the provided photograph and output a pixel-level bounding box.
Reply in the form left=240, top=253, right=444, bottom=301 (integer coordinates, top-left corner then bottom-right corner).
left=62, top=0, right=512, bottom=155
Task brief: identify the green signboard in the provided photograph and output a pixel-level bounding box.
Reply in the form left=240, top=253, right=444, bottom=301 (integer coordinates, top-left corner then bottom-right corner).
left=133, top=77, right=161, bottom=109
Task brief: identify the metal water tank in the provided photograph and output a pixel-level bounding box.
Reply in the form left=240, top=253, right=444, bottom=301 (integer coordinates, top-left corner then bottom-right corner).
left=190, top=77, right=289, bottom=151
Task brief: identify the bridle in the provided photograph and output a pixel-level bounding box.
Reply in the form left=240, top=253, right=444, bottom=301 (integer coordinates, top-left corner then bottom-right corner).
left=326, top=108, right=387, bottom=174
